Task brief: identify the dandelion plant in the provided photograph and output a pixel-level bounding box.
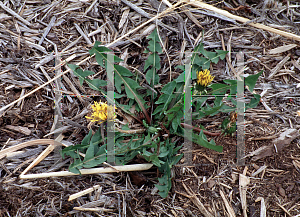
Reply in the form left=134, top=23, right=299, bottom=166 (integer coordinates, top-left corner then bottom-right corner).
left=62, top=28, right=262, bottom=198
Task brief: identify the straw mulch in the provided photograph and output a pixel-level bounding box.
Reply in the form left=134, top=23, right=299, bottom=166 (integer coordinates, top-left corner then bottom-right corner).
left=0, top=0, right=300, bottom=216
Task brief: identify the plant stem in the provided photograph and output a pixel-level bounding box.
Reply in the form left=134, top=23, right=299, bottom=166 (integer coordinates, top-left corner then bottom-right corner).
left=180, top=123, right=221, bottom=136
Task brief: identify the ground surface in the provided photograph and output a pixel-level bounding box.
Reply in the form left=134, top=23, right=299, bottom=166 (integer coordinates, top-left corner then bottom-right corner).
left=0, top=0, right=300, bottom=216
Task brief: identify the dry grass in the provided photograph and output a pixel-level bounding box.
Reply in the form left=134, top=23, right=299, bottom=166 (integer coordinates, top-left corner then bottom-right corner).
left=0, top=0, right=300, bottom=216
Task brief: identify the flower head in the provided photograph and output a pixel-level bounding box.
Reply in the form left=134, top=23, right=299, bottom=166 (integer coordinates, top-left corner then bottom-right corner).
left=196, top=69, right=214, bottom=87
left=86, top=101, right=116, bottom=123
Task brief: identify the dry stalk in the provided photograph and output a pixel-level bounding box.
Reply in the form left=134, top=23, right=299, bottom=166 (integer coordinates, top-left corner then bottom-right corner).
left=19, top=164, right=153, bottom=179
left=186, top=0, right=300, bottom=42
left=0, top=139, right=63, bottom=160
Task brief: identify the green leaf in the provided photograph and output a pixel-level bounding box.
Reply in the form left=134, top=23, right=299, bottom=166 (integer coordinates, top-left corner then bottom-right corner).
left=113, top=55, right=124, bottom=63
left=114, top=64, right=133, bottom=77
left=191, top=54, right=201, bottom=66
left=155, top=183, right=167, bottom=191
left=114, top=65, right=148, bottom=121
left=244, top=70, right=263, bottom=92
left=83, top=70, right=95, bottom=76
left=94, top=52, right=106, bottom=68
left=205, top=51, right=218, bottom=63
left=199, top=104, right=223, bottom=118
left=85, top=78, right=107, bottom=90
left=151, top=155, right=163, bottom=167
left=223, top=79, right=237, bottom=85
left=130, top=137, right=140, bottom=149
left=158, top=150, right=169, bottom=158
left=114, top=73, right=122, bottom=93
left=245, top=94, right=261, bottom=110
left=68, top=64, right=85, bottom=86
left=166, top=102, right=183, bottom=118
left=69, top=160, right=82, bottom=174
left=153, top=104, right=164, bottom=116
left=171, top=112, right=182, bottom=132
left=83, top=129, right=102, bottom=167
left=93, top=40, right=102, bottom=48
left=122, top=77, right=142, bottom=99
left=114, top=92, right=125, bottom=99
left=155, top=81, right=176, bottom=116
left=94, top=45, right=112, bottom=53
left=175, top=65, right=185, bottom=71
left=172, top=153, right=183, bottom=165
left=143, top=28, right=162, bottom=90
left=145, top=67, right=159, bottom=85
left=62, top=127, right=108, bottom=172
left=190, top=43, right=201, bottom=66
left=216, top=50, right=228, bottom=60
left=155, top=184, right=169, bottom=198
left=143, top=149, right=153, bottom=157
left=161, top=80, right=175, bottom=93
left=94, top=145, right=107, bottom=164
left=219, top=105, right=236, bottom=113
left=190, top=43, right=228, bottom=74
left=192, top=133, right=223, bottom=152
left=175, top=72, right=185, bottom=83
left=155, top=174, right=172, bottom=198
left=155, top=94, right=172, bottom=104
left=69, top=64, right=109, bottom=99
left=194, top=96, right=208, bottom=110
left=210, top=83, right=230, bottom=95
left=144, top=53, right=161, bottom=71
left=214, top=96, right=224, bottom=107
left=90, top=128, right=102, bottom=149
left=147, top=28, right=163, bottom=53
left=200, top=57, right=211, bottom=69
left=68, top=64, right=80, bottom=74
left=191, top=65, right=201, bottom=79
left=224, top=80, right=238, bottom=95
left=61, top=143, right=85, bottom=158
left=89, top=42, right=123, bottom=68
left=82, top=129, right=93, bottom=147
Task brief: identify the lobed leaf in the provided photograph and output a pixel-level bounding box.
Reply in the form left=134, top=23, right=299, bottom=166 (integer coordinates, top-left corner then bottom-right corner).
left=192, top=132, right=223, bottom=152
left=147, top=28, right=163, bottom=53
left=244, top=70, right=263, bottom=92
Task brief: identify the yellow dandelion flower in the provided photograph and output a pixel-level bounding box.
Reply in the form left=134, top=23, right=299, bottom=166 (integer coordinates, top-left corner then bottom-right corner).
left=86, top=101, right=116, bottom=123
left=196, top=69, right=214, bottom=87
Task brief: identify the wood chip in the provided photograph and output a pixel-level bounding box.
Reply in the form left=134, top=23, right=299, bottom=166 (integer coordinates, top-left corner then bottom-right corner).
left=74, top=23, right=92, bottom=45
left=0, top=2, right=32, bottom=26
left=267, top=54, right=291, bottom=79
left=255, top=197, right=266, bottom=217
left=268, top=44, right=297, bottom=54
left=5, top=125, right=31, bottom=135
left=69, top=185, right=101, bottom=201
left=121, top=0, right=179, bottom=33
left=38, top=16, right=56, bottom=45
left=246, top=129, right=299, bottom=161
left=181, top=182, right=213, bottom=217
left=239, top=173, right=250, bottom=217
left=251, top=165, right=267, bottom=177
left=220, top=190, right=236, bottom=217
left=0, top=13, right=11, bottom=21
